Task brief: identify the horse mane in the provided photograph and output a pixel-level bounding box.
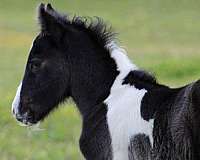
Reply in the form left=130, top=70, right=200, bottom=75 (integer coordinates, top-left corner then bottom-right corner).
left=38, top=4, right=116, bottom=49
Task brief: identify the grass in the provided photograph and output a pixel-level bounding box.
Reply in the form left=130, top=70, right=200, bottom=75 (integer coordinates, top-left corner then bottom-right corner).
left=0, top=0, right=200, bottom=159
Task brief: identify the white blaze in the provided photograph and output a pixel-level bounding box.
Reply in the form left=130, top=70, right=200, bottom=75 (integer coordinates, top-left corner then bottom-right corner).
left=12, top=41, right=33, bottom=117
left=12, top=82, right=22, bottom=117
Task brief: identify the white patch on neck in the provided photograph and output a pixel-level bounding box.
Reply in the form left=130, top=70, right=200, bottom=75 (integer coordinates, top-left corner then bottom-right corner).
left=104, top=42, right=154, bottom=160
left=12, top=82, right=22, bottom=117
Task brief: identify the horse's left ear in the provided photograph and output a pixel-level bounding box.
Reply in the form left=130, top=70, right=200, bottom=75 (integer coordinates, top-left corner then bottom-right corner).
left=38, top=3, right=64, bottom=40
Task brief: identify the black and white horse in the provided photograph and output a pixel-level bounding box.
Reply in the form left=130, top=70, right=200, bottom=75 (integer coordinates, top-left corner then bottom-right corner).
left=12, top=3, right=200, bottom=160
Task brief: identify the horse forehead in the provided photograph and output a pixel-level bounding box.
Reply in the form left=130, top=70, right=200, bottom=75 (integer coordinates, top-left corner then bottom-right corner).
left=28, top=37, right=53, bottom=58
left=32, top=35, right=52, bottom=48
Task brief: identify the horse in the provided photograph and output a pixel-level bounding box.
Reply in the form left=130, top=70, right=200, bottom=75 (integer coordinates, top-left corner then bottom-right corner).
left=12, top=3, right=200, bottom=160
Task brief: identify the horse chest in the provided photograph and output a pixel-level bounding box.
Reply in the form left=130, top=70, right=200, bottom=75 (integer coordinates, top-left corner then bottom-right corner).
left=105, top=86, right=153, bottom=160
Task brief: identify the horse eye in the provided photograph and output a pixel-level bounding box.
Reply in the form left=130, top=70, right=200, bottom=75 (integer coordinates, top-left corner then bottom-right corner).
left=29, top=59, right=42, bottom=73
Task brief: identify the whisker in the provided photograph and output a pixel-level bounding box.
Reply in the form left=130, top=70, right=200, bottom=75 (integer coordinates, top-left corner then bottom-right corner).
left=27, top=122, right=45, bottom=131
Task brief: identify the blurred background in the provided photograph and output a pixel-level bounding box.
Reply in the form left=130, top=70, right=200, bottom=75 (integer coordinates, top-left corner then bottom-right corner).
left=1, top=0, right=200, bottom=159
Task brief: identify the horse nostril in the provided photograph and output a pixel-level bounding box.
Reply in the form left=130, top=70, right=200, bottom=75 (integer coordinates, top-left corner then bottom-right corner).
left=16, top=116, right=22, bottom=122
left=16, top=114, right=23, bottom=122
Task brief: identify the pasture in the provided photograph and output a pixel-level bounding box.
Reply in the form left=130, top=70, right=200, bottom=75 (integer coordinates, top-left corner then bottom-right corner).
left=1, top=0, right=200, bottom=159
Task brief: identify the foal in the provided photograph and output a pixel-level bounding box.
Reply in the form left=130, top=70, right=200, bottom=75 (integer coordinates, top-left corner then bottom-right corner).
left=12, top=3, right=200, bottom=160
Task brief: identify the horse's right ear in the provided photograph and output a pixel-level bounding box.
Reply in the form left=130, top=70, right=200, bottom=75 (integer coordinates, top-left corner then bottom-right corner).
left=37, top=3, right=64, bottom=40
left=38, top=3, right=48, bottom=32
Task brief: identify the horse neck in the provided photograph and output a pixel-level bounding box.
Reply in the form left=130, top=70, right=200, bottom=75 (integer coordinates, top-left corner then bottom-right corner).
left=70, top=42, right=137, bottom=119
left=70, top=43, right=138, bottom=159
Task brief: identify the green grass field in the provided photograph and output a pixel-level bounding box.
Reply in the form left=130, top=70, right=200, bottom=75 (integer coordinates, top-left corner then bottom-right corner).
left=1, top=0, right=200, bottom=159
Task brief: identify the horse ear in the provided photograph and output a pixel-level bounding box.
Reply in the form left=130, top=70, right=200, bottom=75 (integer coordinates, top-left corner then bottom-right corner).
left=46, top=3, right=54, bottom=11
left=38, top=3, right=64, bottom=40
